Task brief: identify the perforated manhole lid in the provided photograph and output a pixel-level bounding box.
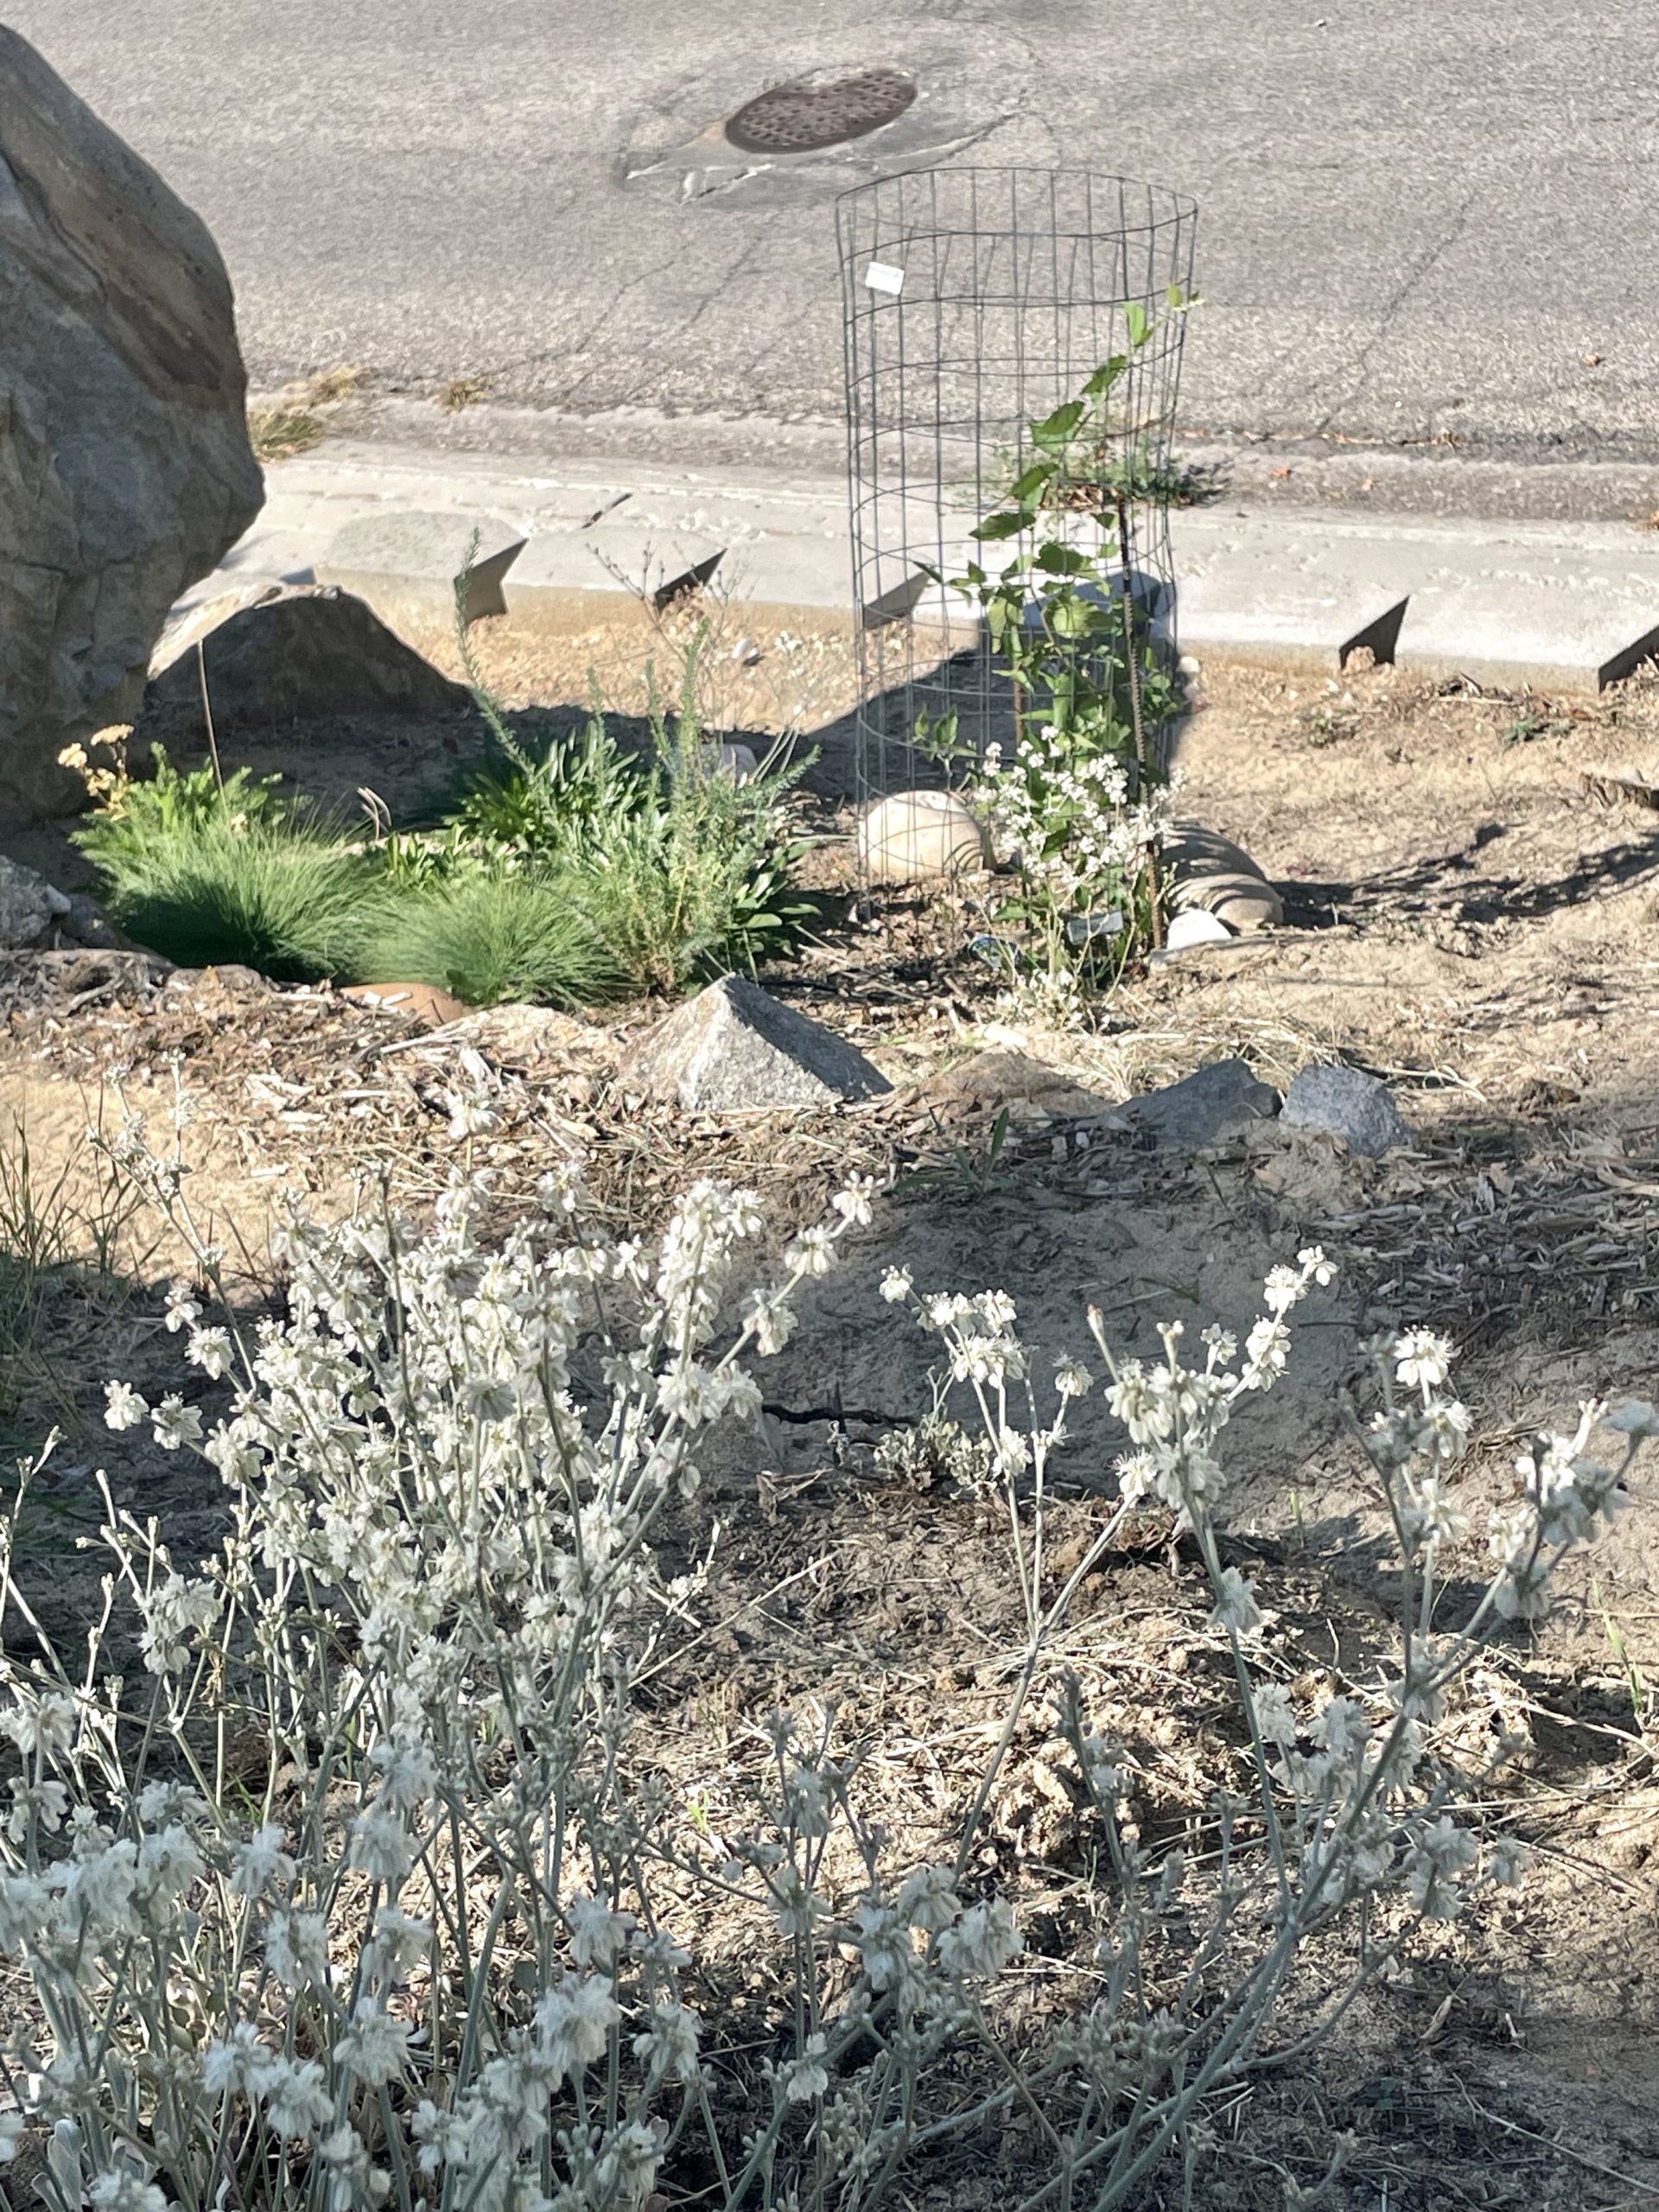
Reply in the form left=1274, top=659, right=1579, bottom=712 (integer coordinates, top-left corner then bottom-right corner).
left=724, top=69, right=917, bottom=155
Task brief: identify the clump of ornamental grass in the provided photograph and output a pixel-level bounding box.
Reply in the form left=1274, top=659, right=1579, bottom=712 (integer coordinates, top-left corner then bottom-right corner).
left=73, top=749, right=378, bottom=983
left=352, top=864, right=623, bottom=1009
left=0, top=1103, right=1649, bottom=2212
left=443, top=599, right=815, bottom=998
left=572, top=751, right=811, bottom=998
left=69, top=571, right=812, bottom=1008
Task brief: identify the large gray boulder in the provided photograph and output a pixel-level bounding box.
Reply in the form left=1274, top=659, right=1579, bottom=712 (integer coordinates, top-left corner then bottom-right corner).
left=0, top=29, right=264, bottom=821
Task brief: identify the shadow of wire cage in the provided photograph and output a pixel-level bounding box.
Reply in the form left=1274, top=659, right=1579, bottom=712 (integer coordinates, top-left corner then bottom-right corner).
left=836, top=168, right=1198, bottom=828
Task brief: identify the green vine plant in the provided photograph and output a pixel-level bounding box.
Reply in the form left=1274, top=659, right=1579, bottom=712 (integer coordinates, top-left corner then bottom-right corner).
left=918, top=287, right=1194, bottom=1014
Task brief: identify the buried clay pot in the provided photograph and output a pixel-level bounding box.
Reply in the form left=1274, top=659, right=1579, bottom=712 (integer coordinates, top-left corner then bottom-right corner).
left=340, top=981, right=474, bottom=1029
left=1163, top=823, right=1283, bottom=931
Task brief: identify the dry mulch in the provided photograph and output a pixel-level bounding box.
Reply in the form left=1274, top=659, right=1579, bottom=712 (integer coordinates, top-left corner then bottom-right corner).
left=10, top=648, right=1659, bottom=2207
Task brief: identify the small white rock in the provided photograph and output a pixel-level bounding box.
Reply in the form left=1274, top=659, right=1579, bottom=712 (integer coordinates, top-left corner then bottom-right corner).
left=858, top=790, right=990, bottom=883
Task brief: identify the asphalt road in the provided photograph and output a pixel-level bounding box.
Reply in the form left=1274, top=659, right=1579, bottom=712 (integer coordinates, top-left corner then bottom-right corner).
left=9, top=1, right=1659, bottom=461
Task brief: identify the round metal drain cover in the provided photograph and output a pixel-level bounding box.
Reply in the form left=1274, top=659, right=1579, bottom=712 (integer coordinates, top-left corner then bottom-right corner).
left=724, top=69, right=917, bottom=155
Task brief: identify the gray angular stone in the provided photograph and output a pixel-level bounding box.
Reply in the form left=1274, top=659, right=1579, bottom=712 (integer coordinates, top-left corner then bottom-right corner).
left=0, top=855, right=71, bottom=946
left=1, top=29, right=264, bottom=819
left=618, top=976, right=892, bottom=1114
left=1118, top=1058, right=1279, bottom=1148
left=143, top=584, right=467, bottom=736
left=1281, top=1065, right=1412, bottom=1156
left=60, top=893, right=128, bottom=950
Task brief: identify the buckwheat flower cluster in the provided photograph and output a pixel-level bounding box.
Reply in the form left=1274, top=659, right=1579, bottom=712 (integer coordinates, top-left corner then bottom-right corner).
left=710, top=1728, right=1036, bottom=2117
left=22, top=1104, right=1651, bottom=2212
left=154, top=1164, right=868, bottom=1669
left=1082, top=1313, right=1651, bottom=1948
left=1091, top=1249, right=1334, bottom=1532
left=0, top=1154, right=881, bottom=2212
left=409, top=1977, right=651, bottom=2212
left=1362, top=1327, right=1639, bottom=1630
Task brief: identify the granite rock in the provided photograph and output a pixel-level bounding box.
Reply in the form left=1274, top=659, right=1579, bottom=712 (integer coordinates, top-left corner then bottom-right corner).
left=0, top=29, right=263, bottom=817
left=1117, top=1058, right=1280, bottom=1148
left=1281, top=1065, right=1412, bottom=1156
left=618, top=976, right=892, bottom=1113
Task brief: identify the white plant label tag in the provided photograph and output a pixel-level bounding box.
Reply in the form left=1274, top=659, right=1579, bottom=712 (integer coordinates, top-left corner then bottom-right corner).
left=864, top=261, right=906, bottom=296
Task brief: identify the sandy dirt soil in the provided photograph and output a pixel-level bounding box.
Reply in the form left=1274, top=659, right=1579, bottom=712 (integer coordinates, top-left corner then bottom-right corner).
left=7, top=628, right=1659, bottom=2209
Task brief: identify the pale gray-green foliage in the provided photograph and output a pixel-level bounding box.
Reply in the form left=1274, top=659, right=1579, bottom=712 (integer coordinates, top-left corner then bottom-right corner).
left=0, top=1125, right=1647, bottom=2212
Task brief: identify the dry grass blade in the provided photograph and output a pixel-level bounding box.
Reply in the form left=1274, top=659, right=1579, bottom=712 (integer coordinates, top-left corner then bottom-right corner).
left=308, top=361, right=372, bottom=404
left=246, top=365, right=373, bottom=463
left=435, top=373, right=490, bottom=414
left=1581, top=768, right=1659, bottom=811
left=246, top=402, right=324, bottom=464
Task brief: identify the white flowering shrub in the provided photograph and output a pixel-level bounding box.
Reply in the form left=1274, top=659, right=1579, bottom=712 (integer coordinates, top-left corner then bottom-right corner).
left=0, top=1143, right=1650, bottom=2212
left=0, top=1160, right=887, bottom=2212
left=867, top=1253, right=1654, bottom=2199
left=921, top=320, right=1193, bottom=1004
left=970, top=717, right=1175, bottom=1008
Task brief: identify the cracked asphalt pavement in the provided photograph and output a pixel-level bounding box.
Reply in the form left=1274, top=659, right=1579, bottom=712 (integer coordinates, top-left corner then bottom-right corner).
left=9, top=0, right=1659, bottom=461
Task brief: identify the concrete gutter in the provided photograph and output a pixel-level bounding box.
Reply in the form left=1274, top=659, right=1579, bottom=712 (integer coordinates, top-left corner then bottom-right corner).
left=1173, top=506, right=1659, bottom=690
left=193, top=434, right=1659, bottom=696
left=200, top=438, right=858, bottom=639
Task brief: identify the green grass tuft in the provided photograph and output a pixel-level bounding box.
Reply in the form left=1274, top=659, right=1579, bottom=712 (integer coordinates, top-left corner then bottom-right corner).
left=75, top=749, right=380, bottom=982
left=573, top=775, right=813, bottom=998
left=85, top=819, right=380, bottom=982
left=353, top=868, right=622, bottom=1008
left=444, top=630, right=817, bottom=1000
left=71, top=607, right=817, bottom=1009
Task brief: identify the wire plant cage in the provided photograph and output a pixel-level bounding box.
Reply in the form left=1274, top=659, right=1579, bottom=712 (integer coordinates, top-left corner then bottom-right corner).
left=837, top=168, right=1198, bottom=830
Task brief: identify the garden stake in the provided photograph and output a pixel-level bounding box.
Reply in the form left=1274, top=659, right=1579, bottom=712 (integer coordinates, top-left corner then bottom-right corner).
left=197, top=639, right=223, bottom=794
left=1115, top=488, right=1165, bottom=949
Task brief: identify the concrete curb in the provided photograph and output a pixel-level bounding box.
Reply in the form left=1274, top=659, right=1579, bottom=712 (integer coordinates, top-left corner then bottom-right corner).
left=1173, top=507, right=1659, bottom=692
left=192, top=436, right=1659, bottom=696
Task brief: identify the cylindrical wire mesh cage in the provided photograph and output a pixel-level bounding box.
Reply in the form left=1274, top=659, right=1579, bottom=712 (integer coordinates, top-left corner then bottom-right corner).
left=837, top=168, right=1198, bottom=821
